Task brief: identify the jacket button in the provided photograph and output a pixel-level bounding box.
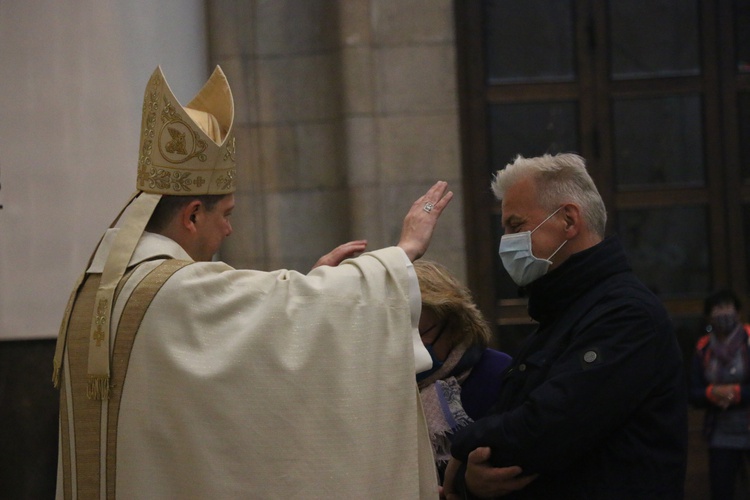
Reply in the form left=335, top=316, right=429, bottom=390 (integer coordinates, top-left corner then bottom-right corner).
left=518, top=363, right=526, bottom=372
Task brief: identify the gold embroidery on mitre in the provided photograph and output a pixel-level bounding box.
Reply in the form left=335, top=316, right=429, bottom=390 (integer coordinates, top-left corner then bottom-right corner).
left=137, top=76, right=159, bottom=189
left=135, top=66, right=236, bottom=196
left=215, top=135, right=237, bottom=191
left=166, top=126, right=187, bottom=155
left=159, top=98, right=208, bottom=163
left=139, top=168, right=207, bottom=193
left=224, top=135, right=236, bottom=163
left=215, top=168, right=235, bottom=191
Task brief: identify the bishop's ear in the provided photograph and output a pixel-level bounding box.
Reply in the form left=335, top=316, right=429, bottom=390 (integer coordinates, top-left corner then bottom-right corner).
left=182, top=200, right=202, bottom=230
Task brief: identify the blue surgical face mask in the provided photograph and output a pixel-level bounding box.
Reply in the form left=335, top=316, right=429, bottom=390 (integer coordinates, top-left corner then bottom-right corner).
left=416, top=322, right=448, bottom=382
left=499, top=207, right=567, bottom=287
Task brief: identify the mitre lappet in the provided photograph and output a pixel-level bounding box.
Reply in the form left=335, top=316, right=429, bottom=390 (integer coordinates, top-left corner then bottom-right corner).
left=53, top=66, right=236, bottom=399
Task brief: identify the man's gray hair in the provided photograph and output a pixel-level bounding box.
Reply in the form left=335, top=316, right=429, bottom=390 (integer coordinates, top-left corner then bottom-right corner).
left=491, top=153, right=607, bottom=237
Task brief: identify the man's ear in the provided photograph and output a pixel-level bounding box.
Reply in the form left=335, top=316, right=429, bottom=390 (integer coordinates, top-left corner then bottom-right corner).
left=561, top=203, right=581, bottom=237
left=181, top=200, right=203, bottom=231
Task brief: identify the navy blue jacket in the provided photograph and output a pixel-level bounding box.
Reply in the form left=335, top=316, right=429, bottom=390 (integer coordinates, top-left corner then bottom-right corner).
left=451, top=236, right=687, bottom=499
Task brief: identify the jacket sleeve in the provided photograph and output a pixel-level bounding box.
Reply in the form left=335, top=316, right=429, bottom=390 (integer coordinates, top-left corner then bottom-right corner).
left=688, top=340, right=711, bottom=408
left=450, top=295, right=682, bottom=474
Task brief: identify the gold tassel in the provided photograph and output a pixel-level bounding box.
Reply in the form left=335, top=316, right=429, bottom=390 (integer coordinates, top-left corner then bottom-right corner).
left=87, top=376, right=111, bottom=400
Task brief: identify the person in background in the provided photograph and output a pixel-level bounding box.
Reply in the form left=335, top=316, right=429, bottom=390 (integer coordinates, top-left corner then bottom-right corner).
left=690, top=289, right=750, bottom=500
left=414, top=259, right=512, bottom=481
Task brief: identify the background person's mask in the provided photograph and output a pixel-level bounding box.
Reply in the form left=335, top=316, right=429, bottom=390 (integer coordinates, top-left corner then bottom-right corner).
left=711, top=312, right=741, bottom=336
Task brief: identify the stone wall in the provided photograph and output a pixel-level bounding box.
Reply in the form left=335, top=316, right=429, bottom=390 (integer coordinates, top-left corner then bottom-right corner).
left=207, top=0, right=467, bottom=279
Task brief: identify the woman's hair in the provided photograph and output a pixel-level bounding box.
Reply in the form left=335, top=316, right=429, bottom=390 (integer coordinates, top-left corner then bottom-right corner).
left=704, top=288, right=743, bottom=317
left=491, top=153, right=607, bottom=238
left=414, top=259, right=492, bottom=349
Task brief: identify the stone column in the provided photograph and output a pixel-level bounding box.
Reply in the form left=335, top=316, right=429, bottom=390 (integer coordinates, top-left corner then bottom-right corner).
left=206, top=0, right=466, bottom=279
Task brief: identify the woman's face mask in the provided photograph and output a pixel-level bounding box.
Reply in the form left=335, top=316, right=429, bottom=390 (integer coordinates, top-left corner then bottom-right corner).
left=416, top=321, right=448, bottom=382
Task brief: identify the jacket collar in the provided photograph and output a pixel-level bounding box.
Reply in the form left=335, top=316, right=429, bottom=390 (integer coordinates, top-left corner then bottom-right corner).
left=525, top=236, right=631, bottom=323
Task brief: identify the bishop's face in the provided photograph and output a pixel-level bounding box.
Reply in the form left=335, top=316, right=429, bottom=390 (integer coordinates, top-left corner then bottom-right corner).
left=193, top=194, right=235, bottom=261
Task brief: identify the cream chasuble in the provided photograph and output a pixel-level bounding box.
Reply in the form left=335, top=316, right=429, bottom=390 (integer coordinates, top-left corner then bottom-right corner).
left=57, top=230, right=439, bottom=499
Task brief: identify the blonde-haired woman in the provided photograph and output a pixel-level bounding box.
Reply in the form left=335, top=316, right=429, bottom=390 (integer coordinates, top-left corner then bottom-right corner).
left=414, top=260, right=511, bottom=481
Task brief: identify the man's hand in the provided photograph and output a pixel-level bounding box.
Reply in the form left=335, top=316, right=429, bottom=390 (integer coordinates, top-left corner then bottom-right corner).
left=465, top=448, right=537, bottom=498
left=442, top=448, right=537, bottom=499
left=311, top=240, right=368, bottom=270
left=398, top=181, right=453, bottom=262
left=711, top=383, right=739, bottom=409
left=440, top=457, right=463, bottom=500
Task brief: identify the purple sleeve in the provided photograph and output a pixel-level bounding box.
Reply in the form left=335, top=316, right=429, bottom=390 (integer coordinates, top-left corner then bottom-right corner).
left=460, top=349, right=512, bottom=420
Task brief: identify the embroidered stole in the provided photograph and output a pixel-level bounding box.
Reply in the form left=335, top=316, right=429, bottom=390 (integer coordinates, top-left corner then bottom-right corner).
left=58, top=259, right=191, bottom=499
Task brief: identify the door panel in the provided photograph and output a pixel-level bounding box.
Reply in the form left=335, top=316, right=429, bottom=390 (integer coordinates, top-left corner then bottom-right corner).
left=455, top=0, right=742, bottom=355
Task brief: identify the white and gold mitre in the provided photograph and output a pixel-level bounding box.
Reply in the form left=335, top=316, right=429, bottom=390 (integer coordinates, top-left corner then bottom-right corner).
left=136, top=65, right=236, bottom=195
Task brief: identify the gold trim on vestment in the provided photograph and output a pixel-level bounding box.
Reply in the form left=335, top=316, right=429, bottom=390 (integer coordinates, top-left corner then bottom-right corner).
left=106, top=259, right=192, bottom=497
left=59, top=260, right=193, bottom=499
left=60, top=361, right=72, bottom=499
left=62, top=272, right=104, bottom=497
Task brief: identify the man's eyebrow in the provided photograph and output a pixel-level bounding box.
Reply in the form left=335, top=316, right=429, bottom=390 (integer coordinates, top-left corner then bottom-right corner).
left=503, top=214, right=524, bottom=226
